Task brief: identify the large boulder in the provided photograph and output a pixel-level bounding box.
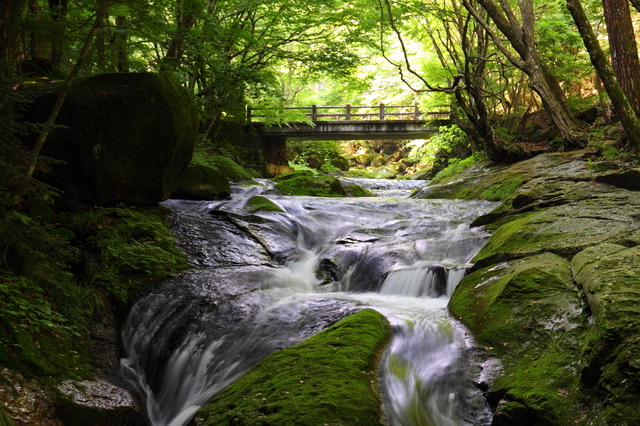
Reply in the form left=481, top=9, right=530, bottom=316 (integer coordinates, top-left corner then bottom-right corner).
left=171, top=165, right=230, bottom=201
left=195, top=309, right=392, bottom=426
left=437, top=152, right=640, bottom=425
left=24, top=72, right=198, bottom=206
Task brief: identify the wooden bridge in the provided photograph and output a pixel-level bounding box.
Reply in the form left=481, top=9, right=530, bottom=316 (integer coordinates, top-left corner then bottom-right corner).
left=249, top=104, right=450, bottom=140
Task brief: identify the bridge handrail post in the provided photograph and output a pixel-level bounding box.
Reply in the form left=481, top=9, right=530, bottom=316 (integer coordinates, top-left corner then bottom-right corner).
left=379, top=103, right=385, bottom=120
left=312, top=104, right=318, bottom=121
left=346, top=104, right=351, bottom=121
left=247, top=106, right=252, bottom=123
left=414, top=104, right=420, bottom=120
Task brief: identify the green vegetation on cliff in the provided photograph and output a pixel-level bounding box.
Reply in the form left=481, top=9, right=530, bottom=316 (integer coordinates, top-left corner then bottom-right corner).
left=195, top=309, right=392, bottom=426
left=274, top=176, right=347, bottom=197
left=0, top=204, right=187, bottom=380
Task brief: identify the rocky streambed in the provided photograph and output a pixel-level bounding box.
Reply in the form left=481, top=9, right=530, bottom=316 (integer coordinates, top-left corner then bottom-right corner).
left=3, top=150, right=640, bottom=426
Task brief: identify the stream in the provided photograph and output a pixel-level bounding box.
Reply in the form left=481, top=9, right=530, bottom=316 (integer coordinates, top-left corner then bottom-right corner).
left=120, top=178, right=498, bottom=426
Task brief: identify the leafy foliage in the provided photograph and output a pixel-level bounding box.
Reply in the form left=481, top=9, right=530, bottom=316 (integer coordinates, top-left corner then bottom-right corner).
left=286, top=140, right=347, bottom=174
left=79, top=207, right=189, bottom=304
left=406, top=125, right=470, bottom=174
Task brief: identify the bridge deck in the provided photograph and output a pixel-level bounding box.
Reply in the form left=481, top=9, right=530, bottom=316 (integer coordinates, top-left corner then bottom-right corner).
left=252, top=120, right=448, bottom=140
left=249, top=104, right=450, bottom=140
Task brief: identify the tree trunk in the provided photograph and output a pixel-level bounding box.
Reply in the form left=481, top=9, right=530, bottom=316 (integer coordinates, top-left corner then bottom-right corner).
left=0, top=0, right=26, bottom=79
left=468, top=0, right=588, bottom=149
left=161, top=0, right=196, bottom=70
left=26, top=0, right=115, bottom=179
left=48, top=0, right=68, bottom=67
left=115, top=15, right=129, bottom=72
left=601, top=0, right=640, bottom=115
left=566, top=0, right=640, bottom=152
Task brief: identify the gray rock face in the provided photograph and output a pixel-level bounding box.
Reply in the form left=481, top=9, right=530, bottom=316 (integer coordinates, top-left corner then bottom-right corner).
left=24, top=72, right=198, bottom=206
left=441, top=152, right=640, bottom=426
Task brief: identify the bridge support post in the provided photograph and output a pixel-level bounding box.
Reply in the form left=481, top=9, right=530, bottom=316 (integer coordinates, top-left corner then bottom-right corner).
left=379, top=103, right=385, bottom=120
left=260, top=135, right=293, bottom=177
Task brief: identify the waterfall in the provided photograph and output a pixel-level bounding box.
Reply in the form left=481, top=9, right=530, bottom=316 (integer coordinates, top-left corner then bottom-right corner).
left=120, top=180, right=498, bottom=426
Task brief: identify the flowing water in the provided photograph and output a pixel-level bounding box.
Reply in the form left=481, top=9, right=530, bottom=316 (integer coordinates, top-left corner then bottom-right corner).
left=121, top=178, right=498, bottom=426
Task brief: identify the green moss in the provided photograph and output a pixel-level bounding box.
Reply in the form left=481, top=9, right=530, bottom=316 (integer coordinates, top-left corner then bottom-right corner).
left=196, top=309, right=392, bottom=426
left=270, top=170, right=316, bottom=182
left=449, top=254, right=586, bottom=424
left=430, top=155, right=485, bottom=184
left=274, top=176, right=346, bottom=197
left=80, top=206, right=189, bottom=305
left=192, top=153, right=256, bottom=181
left=342, top=184, right=376, bottom=197
left=479, top=179, right=524, bottom=201
left=470, top=211, right=549, bottom=266
left=245, top=196, right=284, bottom=213
left=173, top=164, right=231, bottom=200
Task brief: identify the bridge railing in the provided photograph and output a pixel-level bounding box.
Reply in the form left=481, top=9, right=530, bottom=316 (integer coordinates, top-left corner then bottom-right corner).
left=248, top=104, right=449, bottom=123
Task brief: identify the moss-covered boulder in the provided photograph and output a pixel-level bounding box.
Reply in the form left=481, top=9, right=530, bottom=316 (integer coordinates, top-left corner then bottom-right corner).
left=243, top=196, right=284, bottom=213
left=343, top=184, right=376, bottom=197
left=439, top=151, right=640, bottom=425
left=172, top=164, right=230, bottom=200
left=274, top=176, right=346, bottom=197
left=23, top=72, right=198, bottom=206
left=450, top=253, right=588, bottom=425
left=195, top=309, right=392, bottom=426
left=270, top=170, right=316, bottom=182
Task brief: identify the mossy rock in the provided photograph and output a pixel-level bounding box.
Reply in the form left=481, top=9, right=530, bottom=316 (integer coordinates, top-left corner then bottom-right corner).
left=471, top=190, right=640, bottom=268
left=244, top=196, right=284, bottom=213
left=195, top=309, right=392, bottom=426
left=21, top=72, right=198, bottom=206
left=274, top=176, right=346, bottom=197
left=342, top=184, right=376, bottom=197
left=270, top=170, right=316, bottom=183
left=365, top=166, right=397, bottom=179
left=206, top=156, right=256, bottom=181
left=449, top=253, right=587, bottom=425
left=172, top=164, right=231, bottom=200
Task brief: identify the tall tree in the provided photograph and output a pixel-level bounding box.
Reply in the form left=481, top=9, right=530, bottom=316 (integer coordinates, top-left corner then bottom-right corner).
left=0, top=0, right=26, bottom=79
left=462, top=0, right=588, bottom=149
left=565, top=0, right=640, bottom=152
left=601, top=0, right=640, bottom=115
left=377, top=0, right=525, bottom=161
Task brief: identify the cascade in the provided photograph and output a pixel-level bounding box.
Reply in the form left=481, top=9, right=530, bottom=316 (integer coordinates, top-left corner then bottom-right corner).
left=120, top=178, right=498, bottom=426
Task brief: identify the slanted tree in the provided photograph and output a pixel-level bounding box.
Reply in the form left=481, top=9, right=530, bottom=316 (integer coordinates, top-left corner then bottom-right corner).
left=601, top=0, right=640, bottom=115
left=565, top=0, right=640, bottom=152
left=377, top=0, right=524, bottom=162
left=462, top=0, right=588, bottom=149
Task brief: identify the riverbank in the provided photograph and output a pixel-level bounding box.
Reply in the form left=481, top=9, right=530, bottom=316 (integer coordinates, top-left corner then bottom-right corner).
left=415, top=150, right=640, bottom=425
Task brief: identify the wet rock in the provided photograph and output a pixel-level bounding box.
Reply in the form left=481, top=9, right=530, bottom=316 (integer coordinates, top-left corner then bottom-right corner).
left=274, top=176, right=347, bottom=197
left=471, top=189, right=640, bottom=269
left=450, top=254, right=587, bottom=425
left=172, top=165, right=231, bottom=201
left=56, top=380, right=145, bottom=426
left=441, top=151, right=640, bottom=425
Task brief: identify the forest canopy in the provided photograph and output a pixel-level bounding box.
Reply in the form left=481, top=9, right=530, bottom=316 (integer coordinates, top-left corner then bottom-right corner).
left=2, top=0, right=640, bottom=164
